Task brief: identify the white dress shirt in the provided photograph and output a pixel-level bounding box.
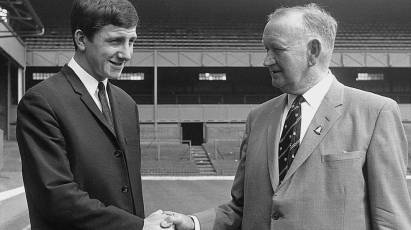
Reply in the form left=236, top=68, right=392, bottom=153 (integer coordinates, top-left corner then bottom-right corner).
left=67, top=58, right=111, bottom=112
left=280, top=72, right=333, bottom=142
left=191, top=71, right=334, bottom=230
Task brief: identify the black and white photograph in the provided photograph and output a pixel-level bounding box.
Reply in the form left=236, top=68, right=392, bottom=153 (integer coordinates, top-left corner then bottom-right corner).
left=0, top=0, right=410, bottom=229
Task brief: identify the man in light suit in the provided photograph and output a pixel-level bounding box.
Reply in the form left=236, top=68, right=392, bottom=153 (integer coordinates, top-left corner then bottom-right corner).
left=163, top=3, right=411, bottom=230
left=16, top=0, right=170, bottom=229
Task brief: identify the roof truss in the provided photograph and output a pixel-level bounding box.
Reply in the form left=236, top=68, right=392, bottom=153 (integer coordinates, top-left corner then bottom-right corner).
left=0, top=0, right=43, bottom=37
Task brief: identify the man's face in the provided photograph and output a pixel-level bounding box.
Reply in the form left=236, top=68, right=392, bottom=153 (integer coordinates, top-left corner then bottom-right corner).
left=82, top=24, right=137, bottom=81
left=262, top=15, right=311, bottom=94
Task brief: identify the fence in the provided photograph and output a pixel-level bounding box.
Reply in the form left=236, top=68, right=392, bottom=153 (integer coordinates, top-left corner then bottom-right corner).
left=140, top=140, right=192, bottom=161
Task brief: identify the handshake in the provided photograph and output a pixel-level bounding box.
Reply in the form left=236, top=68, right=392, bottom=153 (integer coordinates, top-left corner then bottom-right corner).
left=143, top=210, right=196, bottom=230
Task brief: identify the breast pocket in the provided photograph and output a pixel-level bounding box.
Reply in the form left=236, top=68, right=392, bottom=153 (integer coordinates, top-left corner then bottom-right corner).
left=322, top=150, right=365, bottom=162
left=321, top=150, right=366, bottom=169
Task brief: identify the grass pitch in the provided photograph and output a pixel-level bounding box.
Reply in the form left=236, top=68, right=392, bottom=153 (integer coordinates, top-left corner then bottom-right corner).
left=142, top=180, right=233, bottom=215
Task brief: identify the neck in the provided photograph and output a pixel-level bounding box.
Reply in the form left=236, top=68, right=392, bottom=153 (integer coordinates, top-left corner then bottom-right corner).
left=73, top=53, right=104, bottom=82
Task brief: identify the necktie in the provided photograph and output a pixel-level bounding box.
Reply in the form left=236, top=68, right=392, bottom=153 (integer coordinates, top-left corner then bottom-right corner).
left=278, top=95, right=304, bottom=183
left=97, top=82, right=113, bottom=127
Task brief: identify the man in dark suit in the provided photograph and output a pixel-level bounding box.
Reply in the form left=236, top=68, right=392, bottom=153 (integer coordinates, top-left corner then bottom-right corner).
left=163, top=3, right=411, bottom=230
left=16, top=0, right=169, bottom=229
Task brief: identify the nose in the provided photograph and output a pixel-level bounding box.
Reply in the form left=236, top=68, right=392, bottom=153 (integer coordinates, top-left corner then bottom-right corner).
left=263, top=52, right=276, bottom=67
left=118, top=43, right=133, bottom=61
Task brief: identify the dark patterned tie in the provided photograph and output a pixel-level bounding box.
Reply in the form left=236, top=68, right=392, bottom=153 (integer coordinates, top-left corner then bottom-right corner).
left=97, top=82, right=113, bottom=127
left=279, top=95, right=304, bottom=183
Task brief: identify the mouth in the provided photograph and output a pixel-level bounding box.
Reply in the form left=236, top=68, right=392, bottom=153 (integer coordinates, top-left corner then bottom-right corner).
left=109, top=60, right=124, bottom=67
left=270, top=69, right=281, bottom=74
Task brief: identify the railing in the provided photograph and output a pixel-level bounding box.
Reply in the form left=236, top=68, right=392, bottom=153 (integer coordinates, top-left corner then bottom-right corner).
left=181, top=140, right=192, bottom=160
left=132, top=94, right=276, bottom=105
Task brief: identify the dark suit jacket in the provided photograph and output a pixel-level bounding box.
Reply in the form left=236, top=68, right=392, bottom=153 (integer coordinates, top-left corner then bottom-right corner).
left=195, top=78, right=411, bottom=229
left=17, top=65, right=145, bottom=230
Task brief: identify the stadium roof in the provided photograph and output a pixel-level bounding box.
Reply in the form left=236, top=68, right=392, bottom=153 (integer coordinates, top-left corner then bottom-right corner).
left=0, top=0, right=43, bottom=37
left=28, top=0, right=411, bottom=29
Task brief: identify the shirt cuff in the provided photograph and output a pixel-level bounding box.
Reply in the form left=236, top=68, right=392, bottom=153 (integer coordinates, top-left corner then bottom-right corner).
left=189, top=215, right=200, bottom=230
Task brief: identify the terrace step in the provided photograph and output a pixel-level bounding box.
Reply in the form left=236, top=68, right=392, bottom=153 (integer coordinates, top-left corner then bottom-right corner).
left=191, top=145, right=216, bottom=175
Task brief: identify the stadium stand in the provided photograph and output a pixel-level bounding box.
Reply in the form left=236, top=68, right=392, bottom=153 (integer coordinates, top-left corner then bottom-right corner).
left=140, top=142, right=199, bottom=175
left=0, top=141, right=23, bottom=192
left=202, top=140, right=241, bottom=176
left=19, top=0, right=411, bottom=177
left=23, top=23, right=411, bottom=51
left=141, top=143, right=191, bottom=161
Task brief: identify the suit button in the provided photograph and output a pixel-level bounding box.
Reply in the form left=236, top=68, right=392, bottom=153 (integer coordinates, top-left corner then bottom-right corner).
left=271, top=212, right=282, bottom=220
left=114, top=150, right=123, bottom=158
left=121, top=185, right=129, bottom=193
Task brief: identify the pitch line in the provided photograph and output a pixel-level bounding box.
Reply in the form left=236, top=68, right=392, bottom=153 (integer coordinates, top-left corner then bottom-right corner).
left=142, top=176, right=235, bottom=180
left=144, top=175, right=411, bottom=181
left=0, top=186, right=25, bottom=202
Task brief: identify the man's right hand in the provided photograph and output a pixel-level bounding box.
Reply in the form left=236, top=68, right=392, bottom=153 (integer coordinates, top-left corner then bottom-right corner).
left=143, top=210, right=173, bottom=230
left=161, top=211, right=195, bottom=230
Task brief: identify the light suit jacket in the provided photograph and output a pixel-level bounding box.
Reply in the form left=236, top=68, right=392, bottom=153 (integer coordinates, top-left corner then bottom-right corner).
left=195, top=78, right=411, bottom=230
left=17, top=65, right=145, bottom=230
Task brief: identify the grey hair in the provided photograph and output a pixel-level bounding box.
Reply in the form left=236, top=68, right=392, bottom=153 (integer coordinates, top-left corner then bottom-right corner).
left=267, top=3, right=338, bottom=50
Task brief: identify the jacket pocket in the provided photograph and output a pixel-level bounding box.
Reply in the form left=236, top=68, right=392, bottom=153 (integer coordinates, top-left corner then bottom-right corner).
left=321, top=150, right=366, bottom=162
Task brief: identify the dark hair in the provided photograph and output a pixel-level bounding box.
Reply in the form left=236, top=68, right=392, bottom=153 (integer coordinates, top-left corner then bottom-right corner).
left=70, top=0, right=139, bottom=49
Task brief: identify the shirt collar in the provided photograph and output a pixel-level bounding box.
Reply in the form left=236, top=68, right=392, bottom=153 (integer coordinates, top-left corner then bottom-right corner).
left=67, top=57, right=108, bottom=95
left=287, top=70, right=334, bottom=108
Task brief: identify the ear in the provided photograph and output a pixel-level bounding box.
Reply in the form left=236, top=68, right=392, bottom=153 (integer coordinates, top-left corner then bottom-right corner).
left=74, top=29, right=87, bottom=51
left=307, top=39, right=321, bottom=67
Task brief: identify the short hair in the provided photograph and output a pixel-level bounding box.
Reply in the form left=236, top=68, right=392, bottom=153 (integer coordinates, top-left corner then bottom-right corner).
left=267, top=3, right=337, bottom=50
left=70, top=0, right=139, bottom=49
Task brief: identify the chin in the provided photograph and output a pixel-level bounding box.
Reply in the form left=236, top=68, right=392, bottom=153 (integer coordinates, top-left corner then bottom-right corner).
left=108, top=72, right=122, bottom=79
left=271, top=78, right=283, bottom=88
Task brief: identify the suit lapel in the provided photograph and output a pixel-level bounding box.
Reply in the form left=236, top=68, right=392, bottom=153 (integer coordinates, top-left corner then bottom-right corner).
left=107, top=83, right=126, bottom=150
left=280, top=79, right=345, bottom=184
left=62, top=66, right=116, bottom=137
left=266, top=94, right=287, bottom=191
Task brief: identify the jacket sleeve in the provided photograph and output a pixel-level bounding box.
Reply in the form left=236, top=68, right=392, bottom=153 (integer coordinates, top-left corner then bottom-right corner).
left=194, top=111, right=252, bottom=230
left=16, top=91, right=144, bottom=230
left=366, top=99, right=411, bottom=229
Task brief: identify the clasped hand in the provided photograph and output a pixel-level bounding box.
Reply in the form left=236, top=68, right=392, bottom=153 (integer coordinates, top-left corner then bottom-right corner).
left=143, top=210, right=195, bottom=230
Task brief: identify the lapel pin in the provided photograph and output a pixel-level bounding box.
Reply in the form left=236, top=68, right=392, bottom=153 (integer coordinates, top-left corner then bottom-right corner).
left=314, top=126, right=323, bottom=135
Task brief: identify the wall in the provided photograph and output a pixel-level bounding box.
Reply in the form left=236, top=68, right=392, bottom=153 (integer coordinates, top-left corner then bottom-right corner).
left=205, top=123, right=245, bottom=142
left=0, top=60, right=7, bottom=137
left=140, top=123, right=181, bottom=142
left=139, top=104, right=254, bottom=123
left=0, top=129, right=3, bottom=171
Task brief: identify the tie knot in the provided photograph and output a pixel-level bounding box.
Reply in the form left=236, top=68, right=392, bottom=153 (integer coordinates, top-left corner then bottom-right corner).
left=292, top=95, right=304, bottom=106
left=98, top=82, right=105, bottom=91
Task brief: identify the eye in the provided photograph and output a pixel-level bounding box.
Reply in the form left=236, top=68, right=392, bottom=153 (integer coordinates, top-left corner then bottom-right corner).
left=108, top=39, right=122, bottom=45
left=129, top=39, right=137, bottom=46
left=272, top=47, right=286, bottom=54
